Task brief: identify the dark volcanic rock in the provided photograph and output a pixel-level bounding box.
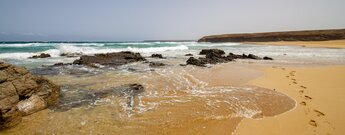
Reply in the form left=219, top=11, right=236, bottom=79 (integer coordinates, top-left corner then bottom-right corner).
left=60, top=52, right=83, bottom=58
left=0, top=62, right=60, bottom=129
left=199, top=49, right=225, bottom=55
left=151, top=54, right=164, bottom=59
left=52, top=84, right=144, bottom=111
left=186, top=57, right=206, bottom=67
left=149, top=62, right=165, bottom=67
left=263, top=56, right=274, bottom=60
left=29, top=53, right=51, bottom=59
left=73, top=51, right=145, bottom=67
left=185, top=53, right=193, bottom=56
left=198, top=29, right=345, bottom=43
left=186, top=49, right=274, bottom=67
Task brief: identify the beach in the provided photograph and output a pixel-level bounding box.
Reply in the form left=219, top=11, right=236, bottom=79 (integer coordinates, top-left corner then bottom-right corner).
left=235, top=65, right=345, bottom=135
left=248, top=39, right=345, bottom=49
left=0, top=41, right=345, bottom=134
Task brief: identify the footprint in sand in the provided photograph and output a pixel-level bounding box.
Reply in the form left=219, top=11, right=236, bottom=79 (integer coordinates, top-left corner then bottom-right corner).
left=300, top=85, right=307, bottom=89
left=314, top=109, right=325, bottom=117
left=286, top=76, right=290, bottom=78
left=291, top=78, right=296, bottom=81
left=293, top=81, right=298, bottom=84
left=309, top=120, right=318, bottom=127
left=299, top=90, right=304, bottom=94
left=300, top=101, right=307, bottom=106
left=304, top=95, right=313, bottom=100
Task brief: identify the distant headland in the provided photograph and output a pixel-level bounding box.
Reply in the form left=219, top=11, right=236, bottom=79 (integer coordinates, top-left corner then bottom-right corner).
left=198, top=29, right=345, bottom=43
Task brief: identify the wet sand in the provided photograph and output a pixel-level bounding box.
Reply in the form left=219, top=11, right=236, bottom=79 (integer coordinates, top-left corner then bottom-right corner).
left=248, top=39, right=345, bottom=48
left=235, top=66, right=345, bottom=135
left=1, top=63, right=296, bottom=135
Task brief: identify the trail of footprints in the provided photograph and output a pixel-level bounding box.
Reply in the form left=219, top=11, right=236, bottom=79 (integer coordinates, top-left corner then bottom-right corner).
left=272, top=66, right=335, bottom=134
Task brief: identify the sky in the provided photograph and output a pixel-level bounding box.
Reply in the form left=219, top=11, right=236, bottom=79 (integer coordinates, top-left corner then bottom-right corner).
left=0, top=0, right=345, bottom=41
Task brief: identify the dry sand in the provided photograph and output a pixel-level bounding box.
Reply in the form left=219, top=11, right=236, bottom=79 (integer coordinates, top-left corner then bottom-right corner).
left=247, top=39, right=345, bottom=48
left=235, top=66, right=345, bottom=135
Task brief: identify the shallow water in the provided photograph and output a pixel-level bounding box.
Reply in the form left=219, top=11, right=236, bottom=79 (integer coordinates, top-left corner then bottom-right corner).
left=2, top=41, right=343, bottom=134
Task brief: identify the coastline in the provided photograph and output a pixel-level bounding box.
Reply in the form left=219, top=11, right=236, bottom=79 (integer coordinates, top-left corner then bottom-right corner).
left=235, top=65, right=345, bottom=135
left=246, top=39, right=345, bottom=49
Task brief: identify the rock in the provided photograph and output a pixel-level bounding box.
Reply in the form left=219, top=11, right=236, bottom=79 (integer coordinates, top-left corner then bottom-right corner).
left=149, top=62, right=165, bottom=67
left=73, top=51, right=145, bottom=67
left=199, top=49, right=225, bottom=55
left=247, top=54, right=261, bottom=60
left=186, top=57, right=206, bottom=67
left=263, top=56, right=274, bottom=60
left=186, top=49, right=273, bottom=67
left=0, top=62, right=60, bottom=129
left=151, top=54, right=164, bottom=59
left=60, top=52, right=83, bottom=58
left=52, top=84, right=144, bottom=111
left=185, top=53, right=193, bottom=56
left=179, top=64, right=187, bottom=66
left=29, top=53, right=51, bottom=59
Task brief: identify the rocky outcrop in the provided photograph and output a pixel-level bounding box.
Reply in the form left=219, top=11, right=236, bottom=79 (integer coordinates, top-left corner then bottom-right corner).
left=28, top=53, right=51, bottom=59
left=198, top=29, right=345, bottom=43
left=151, top=54, right=164, bottom=59
left=0, top=62, right=60, bottom=129
left=60, top=52, right=83, bottom=58
left=73, top=51, right=145, bottom=67
left=199, top=49, right=225, bottom=55
left=186, top=49, right=273, bottom=67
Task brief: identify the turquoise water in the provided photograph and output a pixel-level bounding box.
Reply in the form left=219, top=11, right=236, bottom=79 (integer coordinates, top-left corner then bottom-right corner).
left=1, top=42, right=345, bottom=68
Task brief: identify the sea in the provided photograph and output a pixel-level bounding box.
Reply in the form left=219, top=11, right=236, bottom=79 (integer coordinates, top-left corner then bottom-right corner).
left=1, top=41, right=345, bottom=68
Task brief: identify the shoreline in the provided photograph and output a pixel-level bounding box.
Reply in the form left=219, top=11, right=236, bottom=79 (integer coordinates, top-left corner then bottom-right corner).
left=234, top=65, right=345, bottom=135
left=246, top=39, right=345, bottom=49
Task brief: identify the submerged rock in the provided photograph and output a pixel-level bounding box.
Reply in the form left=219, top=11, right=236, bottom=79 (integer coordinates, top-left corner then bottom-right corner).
left=52, top=84, right=144, bottom=111
left=149, top=62, right=165, bottom=67
left=184, top=53, right=193, bottom=56
left=28, top=53, right=51, bottom=59
left=73, top=51, right=145, bottom=67
left=0, top=62, right=60, bottom=129
left=60, top=52, right=83, bottom=58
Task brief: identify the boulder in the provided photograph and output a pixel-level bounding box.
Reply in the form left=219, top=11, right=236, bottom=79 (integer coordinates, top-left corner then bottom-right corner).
left=263, top=56, right=274, bottom=60
left=186, top=57, right=206, bottom=67
left=151, top=54, right=164, bottom=59
left=73, top=51, right=145, bottom=67
left=29, top=53, right=51, bottom=59
left=199, top=49, right=225, bottom=55
left=0, top=62, right=60, bottom=129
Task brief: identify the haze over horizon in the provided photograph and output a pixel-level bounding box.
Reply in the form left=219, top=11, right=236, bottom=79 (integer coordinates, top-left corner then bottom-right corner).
left=1, top=0, right=345, bottom=41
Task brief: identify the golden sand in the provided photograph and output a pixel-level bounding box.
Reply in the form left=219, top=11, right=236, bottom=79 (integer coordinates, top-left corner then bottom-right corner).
left=235, top=66, right=345, bottom=135
left=247, top=39, right=345, bottom=48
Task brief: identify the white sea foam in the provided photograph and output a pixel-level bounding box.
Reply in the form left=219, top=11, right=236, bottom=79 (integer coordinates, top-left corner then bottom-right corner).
left=0, top=52, right=36, bottom=59
left=0, top=43, right=48, bottom=47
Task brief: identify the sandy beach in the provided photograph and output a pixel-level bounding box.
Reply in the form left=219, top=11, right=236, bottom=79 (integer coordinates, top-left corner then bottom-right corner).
left=235, top=65, right=345, bottom=135
left=247, top=39, right=345, bottom=48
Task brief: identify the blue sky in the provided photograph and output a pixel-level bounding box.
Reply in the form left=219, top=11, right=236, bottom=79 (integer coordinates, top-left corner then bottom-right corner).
left=1, top=0, right=345, bottom=41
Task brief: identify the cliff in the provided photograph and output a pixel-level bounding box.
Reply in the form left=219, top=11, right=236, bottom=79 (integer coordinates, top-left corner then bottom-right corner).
left=198, top=29, right=345, bottom=43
